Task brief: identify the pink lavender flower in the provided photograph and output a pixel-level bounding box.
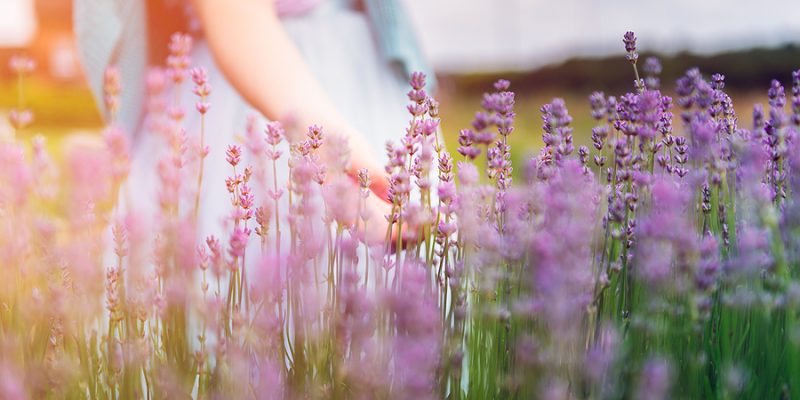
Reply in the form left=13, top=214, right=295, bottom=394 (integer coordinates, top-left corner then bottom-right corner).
left=457, top=161, right=479, bottom=186
left=306, top=124, right=324, bottom=150
left=239, top=184, right=254, bottom=210
left=358, top=167, right=371, bottom=192
left=419, top=118, right=439, bottom=137
left=190, top=66, right=207, bottom=87
left=194, top=102, right=209, bottom=114
left=225, top=145, right=241, bottom=167
left=64, top=142, right=113, bottom=209
left=7, top=109, right=33, bottom=130
left=104, top=125, right=131, bottom=181
left=410, top=71, right=427, bottom=91
left=322, top=174, right=359, bottom=226
left=457, top=129, right=480, bottom=160
left=228, top=226, right=250, bottom=259
left=406, top=72, right=430, bottom=117
left=8, top=54, right=35, bottom=74
left=190, top=67, right=212, bottom=118
left=103, top=66, right=122, bottom=117
left=166, top=32, right=193, bottom=84
left=0, top=363, right=26, bottom=399
left=387, top=264, right=441, bottom=399
left=145, top=67, right=168, bottom=119
left=265, top=121, right=285, bottom=146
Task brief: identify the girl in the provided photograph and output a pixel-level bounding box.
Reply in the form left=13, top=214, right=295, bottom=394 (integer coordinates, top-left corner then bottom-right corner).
left=74, top=0, right=435, bottom=240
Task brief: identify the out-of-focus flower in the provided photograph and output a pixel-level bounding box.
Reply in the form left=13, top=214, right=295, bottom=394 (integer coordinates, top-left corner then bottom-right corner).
left=104, top=66, right=122, bottom=117
left=636, top=359, right=672, bottom=400
left=9, top=54, right=35, bottom=75
left=8, top=109, right=33, bottom=130
left=166, top=32, right=193, bottom=84
left=323, top=174, right=359, bottom=226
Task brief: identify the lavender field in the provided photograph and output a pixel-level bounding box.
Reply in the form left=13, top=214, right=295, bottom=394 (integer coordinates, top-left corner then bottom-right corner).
left=1, top=31, right=800, bottom=399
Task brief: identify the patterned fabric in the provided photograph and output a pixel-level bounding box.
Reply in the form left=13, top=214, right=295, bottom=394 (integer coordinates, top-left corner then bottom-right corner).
left=73, top=0, right=434, bottom=137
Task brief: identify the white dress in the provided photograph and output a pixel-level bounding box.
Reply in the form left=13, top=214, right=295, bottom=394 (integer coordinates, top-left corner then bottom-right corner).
left=123, top=0, right=415, bottom=243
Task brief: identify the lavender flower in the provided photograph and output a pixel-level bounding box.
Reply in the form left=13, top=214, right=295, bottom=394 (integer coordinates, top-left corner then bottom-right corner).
left=540, top=98, right=574, bottom=167
left=635, top=176, right=697, bottom=289
left=8, top=54, right=35, bottom=74
left=636, top=359, right=672, bottom=400
left=589, top=91, right=607, bottom=121
left=526, top=160, right=598, bottom=367
left=623, top=31, right=639, bottom=64
left=643, top=56, right=662, bottom=89
left=225, top=144, right=241, bottom=167
left=388, top=265, right=441, bottom=399
left=457, top=129, right=481, bottom=160
left=166, top=32, right=192, bottom=85
left=104, top=66, right=122, bottom=118
left=791, top=69, right=800, bottom=126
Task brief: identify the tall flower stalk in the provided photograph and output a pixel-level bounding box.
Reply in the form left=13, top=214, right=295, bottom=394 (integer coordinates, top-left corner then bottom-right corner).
left=8, top=55, right=35, bottom=139
left=191, top=67, right=211, bottom=220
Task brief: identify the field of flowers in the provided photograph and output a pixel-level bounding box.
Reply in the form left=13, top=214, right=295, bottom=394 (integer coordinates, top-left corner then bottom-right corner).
left=1, top=31, right=800, bottom=399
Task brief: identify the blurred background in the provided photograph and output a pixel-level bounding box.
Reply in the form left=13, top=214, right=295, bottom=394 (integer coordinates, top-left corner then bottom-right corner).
left=1, top=0, right=799, bottom=162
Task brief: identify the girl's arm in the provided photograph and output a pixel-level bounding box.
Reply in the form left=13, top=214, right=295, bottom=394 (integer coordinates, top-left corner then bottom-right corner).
left=190, top=0, right=390, bottom=200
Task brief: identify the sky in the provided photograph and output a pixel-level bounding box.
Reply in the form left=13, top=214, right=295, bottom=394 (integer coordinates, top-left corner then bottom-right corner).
left=404, top=0, right=800, bottom=73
